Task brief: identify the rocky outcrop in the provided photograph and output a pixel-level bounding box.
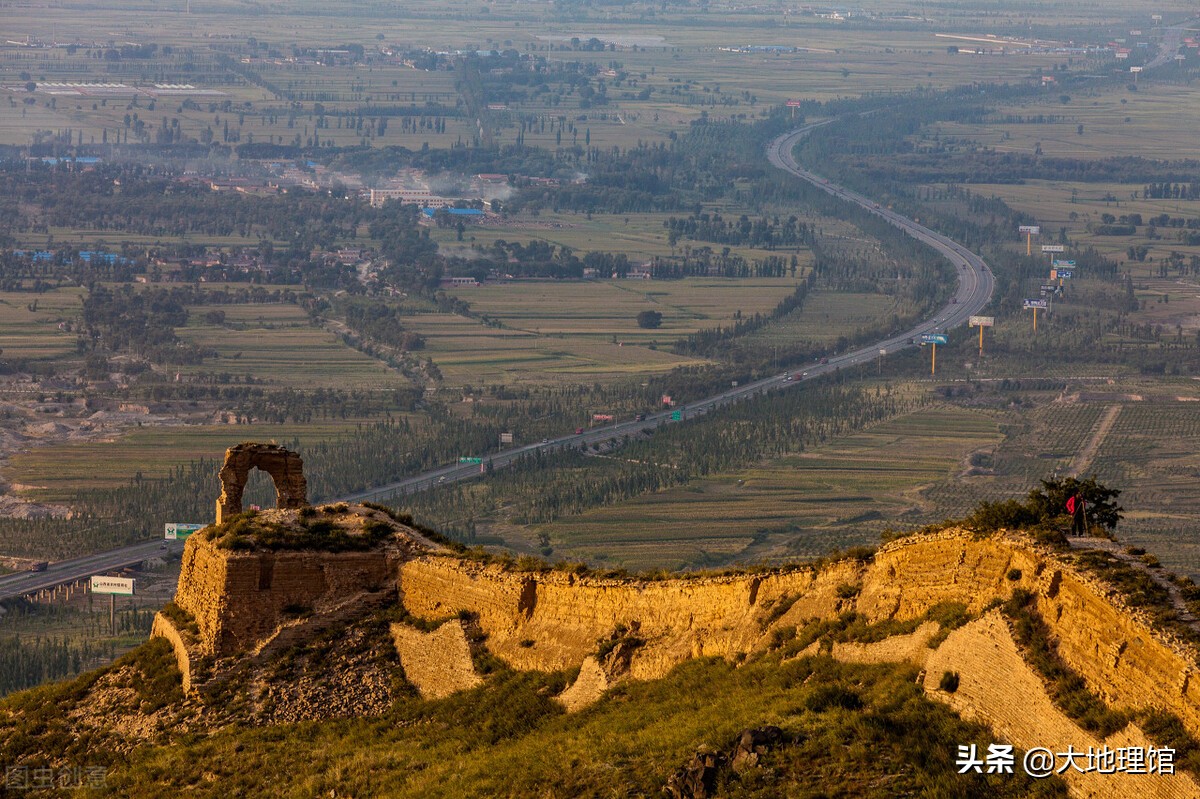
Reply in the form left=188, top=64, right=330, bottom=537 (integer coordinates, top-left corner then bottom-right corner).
left=162, top=517, right=1200, bottom=730
left=663, top=727, right=787, bottom=799
left=215, top=443, right=308, bottom=524
left=924, top=611, right=1200, bottom=799
left=396, top=555, right=852, bottom=679
left=391, top=529, right=1200, bottom=746
left=831, top=621, right=940, bottom=666
left=149, top=613, right=198, bottom=692
left=854, top=532, right=1045, bottom=622
left=151, top=466, right=1200, bottom=794
left=1042, top=566, right=1200, bottom=734
left=391, top=620, right=482, bottom=699
left=556, top=656, right=611, bottom=712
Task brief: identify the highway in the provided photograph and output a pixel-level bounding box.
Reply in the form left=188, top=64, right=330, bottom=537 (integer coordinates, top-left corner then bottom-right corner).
left=0, top=120, right=994, bottom=601
left=0, top=538, right=185, bottom=601
left=1146, top=17, right=1198, bottom=71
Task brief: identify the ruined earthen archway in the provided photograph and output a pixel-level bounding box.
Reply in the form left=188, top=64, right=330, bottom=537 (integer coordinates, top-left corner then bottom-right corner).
left=215, top=443, right=308, bottom=524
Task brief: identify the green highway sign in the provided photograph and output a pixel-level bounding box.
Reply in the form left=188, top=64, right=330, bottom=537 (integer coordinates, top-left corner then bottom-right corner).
left=459, top=457, right=483, bottom=464
left=164, top=523, right=205, bottom=541
left=670, top=410, right=682, bottom=421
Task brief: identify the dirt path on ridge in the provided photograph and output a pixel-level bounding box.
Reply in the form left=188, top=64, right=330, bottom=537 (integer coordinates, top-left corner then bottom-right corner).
left=1068, top=405, right=1121, bottom=478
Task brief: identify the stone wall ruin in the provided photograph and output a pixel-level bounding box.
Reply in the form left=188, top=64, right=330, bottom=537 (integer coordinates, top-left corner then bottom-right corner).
left=215, top=442, right=308, bottom=524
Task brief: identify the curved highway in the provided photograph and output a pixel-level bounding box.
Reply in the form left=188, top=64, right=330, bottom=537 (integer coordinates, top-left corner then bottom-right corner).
left=1146, top=17, right=1198, bottom=71
left=0, top=121, right=994, bottom=600
left=348, top=121, right=994, bottom=501
left=768, top=121, right=994, bottom=337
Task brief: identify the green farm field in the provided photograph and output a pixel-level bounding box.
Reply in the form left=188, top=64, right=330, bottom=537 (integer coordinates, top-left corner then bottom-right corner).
left=1084, top=402, right=1200, bottom=575
left=407, top=313, right=706, bottom=386
left=6, top=415, right=399, bottom=501
left=916, top=392, right=1200, bottom=578
left=0, top=0, right=1104, bottom=154
left=532, top=404, right=1004, bottom=571
left=458, top=277, right=802, bottom=337
left=0, top=287, right=85, bottom=362
left=1122, top=275, right=1200, bottom=334
left=409, top=277, right=805, bottom=385
left=967, top=181, right=1200, bottom=268
left=173, top=308, right=408, bottom=390
left=748, top=291, right=900, bottom=349
left=0, top=46, right=473, bottom=150
left=518, top=386, right=1200, bottom=577
left=189, top=301, right=312, bottom=326
left=436, top=210, right=817, bottom=267
left=934, top=83, right=1200, bottom=164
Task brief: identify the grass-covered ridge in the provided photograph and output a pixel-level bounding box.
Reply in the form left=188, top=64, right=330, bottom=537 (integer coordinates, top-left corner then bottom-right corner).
left=200, top=504, right=398, bottom=552
left=0, top=585, right=1070, bottom=798
left=4, top=515, right=1190, bottom=797
left=104, top=651, right=1061, bottom=798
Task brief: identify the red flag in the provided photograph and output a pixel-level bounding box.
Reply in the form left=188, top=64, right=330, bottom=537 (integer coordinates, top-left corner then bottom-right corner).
left=1065, top=496, right=1076, bottom=515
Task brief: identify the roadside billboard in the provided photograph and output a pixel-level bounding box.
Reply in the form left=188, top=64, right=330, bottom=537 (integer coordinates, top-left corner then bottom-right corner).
left=1023, top=299, right=1049, bottom=309
left=1018, top=225, right=1041, bottom=234
left=920, top=333, right=949, bottom=345
left=969, top=316, right=994, bottom=327
left=90, top=576, right=134, bottom=596
left=1041, top=245, right=1066, bottom=253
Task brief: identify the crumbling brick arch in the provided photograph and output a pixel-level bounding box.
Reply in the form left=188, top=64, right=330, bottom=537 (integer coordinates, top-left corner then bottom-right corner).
left=215, top=443, right=308, bottom=524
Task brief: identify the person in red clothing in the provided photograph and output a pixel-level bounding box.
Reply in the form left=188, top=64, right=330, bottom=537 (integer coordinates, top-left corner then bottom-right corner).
left=1067, top=494, right=1086, bottom=536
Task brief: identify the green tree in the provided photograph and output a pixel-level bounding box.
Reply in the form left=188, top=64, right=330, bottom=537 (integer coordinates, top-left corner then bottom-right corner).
left=635, top=310, right=662, bottom=329
left=965, top=477, right=1122, bottom=537
left=963, top=498, right=1041, bottom=532
left=1028, top=476, right=1123, bottom=533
